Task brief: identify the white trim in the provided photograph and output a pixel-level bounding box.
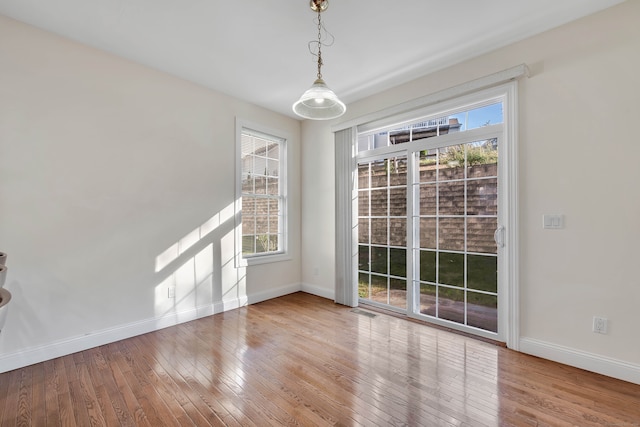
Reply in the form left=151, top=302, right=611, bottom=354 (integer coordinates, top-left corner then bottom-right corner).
left=301, top=283, right=335, bottom=300
left=246, top=283, right=301, bottom=305
left=242, top=253, right=292, bottom=266
left=407, top=151, right=416, bottom=315
left=520, top=338, right=640, bottom=386
left=0, top=283, right=301, bottom=374
left=332, top=64, right=529, bottom=133
left=234, top=118, right=292, bottom=267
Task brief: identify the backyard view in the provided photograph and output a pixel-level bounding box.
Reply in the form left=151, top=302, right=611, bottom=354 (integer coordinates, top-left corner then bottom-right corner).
left=240, top=131, right=283, bottom=256
left=357, top=115, right=500, bottom=333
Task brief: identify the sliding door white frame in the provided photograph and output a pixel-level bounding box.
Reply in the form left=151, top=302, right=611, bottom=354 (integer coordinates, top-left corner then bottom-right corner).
left=335, top=75, right=521, bottom=349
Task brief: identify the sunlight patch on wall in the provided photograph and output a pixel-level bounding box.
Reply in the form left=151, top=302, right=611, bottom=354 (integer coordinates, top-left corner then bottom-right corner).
left=152, top=202, right=235, bottom=319
left=154, top=243, right=214, bottom=318
left=221, top=227, right=246, bottom=308
left=155, top=202, right=235, bottom=273
left=154, top=274, right=175, bottom=316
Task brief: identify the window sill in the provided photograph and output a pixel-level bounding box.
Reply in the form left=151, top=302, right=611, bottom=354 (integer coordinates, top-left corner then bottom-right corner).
left=242, top=252, right=292, bottom=266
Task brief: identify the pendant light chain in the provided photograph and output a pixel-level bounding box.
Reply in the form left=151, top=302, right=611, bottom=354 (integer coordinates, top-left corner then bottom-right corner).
left=292, top=0, right=346, bottom=120
left=316, top=9, right=323, bottom=80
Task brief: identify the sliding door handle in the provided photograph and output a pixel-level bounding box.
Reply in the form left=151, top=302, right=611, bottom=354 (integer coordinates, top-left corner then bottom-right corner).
left=494, top=226, right=505, bottom=248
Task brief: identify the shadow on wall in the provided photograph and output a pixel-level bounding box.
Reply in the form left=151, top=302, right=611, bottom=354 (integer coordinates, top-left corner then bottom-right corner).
left=153, top=201, right=247, bottom=319
left=0, top=201, right=250, bottom=373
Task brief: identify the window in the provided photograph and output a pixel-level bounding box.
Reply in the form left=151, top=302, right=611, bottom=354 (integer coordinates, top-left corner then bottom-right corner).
left=236, top=123, right=288, bottom=264
left=357, top=102, right=503, bottom=153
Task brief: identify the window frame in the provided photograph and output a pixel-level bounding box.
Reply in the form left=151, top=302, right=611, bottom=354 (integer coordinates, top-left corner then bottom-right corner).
left=235, top=119, right=291, bottom=266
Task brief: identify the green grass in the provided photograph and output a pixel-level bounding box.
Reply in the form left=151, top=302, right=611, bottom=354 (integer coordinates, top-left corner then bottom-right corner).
left=360, top=246, right=497, bottom=307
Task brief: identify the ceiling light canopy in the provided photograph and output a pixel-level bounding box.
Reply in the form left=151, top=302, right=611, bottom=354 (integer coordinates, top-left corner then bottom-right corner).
left=292, top=0, right=346, bottom=121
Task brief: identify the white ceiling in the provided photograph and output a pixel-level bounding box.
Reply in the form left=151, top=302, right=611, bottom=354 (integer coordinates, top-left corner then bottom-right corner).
left=0, top=0, right=626, bottom=119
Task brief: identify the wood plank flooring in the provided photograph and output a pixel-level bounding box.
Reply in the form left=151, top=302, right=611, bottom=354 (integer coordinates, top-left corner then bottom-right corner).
left=1, top=292, right=639, bottom=426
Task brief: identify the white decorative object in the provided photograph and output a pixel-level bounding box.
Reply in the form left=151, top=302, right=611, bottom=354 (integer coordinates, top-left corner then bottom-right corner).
left=0, top=265, right=6, bottom=289
left=0, top=288, right=10, bottom=333
left=0, top=252, right=6, bottom=266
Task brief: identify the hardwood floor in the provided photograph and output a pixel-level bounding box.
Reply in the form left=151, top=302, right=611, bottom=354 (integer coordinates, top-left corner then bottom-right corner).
left=1, top=292, right=638, bottom=426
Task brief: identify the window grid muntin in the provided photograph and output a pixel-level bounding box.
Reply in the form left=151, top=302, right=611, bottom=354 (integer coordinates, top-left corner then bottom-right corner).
left=357, top=157, right=408, bottom=309
left=413, top=140, right=498, bottom=332
left=241, top=130, right=285, bottom=257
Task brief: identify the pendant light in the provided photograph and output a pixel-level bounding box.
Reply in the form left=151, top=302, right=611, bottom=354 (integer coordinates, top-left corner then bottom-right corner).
left=292, top=0, right=346, bottom=120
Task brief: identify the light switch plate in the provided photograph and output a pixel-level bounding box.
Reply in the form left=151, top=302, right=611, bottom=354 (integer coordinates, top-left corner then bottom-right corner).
left=543, top=214, right=564, bottom=229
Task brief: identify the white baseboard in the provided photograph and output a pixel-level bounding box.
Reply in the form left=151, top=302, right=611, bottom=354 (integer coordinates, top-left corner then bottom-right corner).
left=0, top=283, right=302, bottom=374
left=519, top=337, right=640, bottom=385
left=9, top=288, right=637, bottom=388
left=301, top=282, right=335, bottom=300
left=247, top=283, right=301, bottom=304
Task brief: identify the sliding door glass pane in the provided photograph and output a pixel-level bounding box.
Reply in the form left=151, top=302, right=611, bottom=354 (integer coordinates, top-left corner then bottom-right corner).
left=358, top=156, right=407, bottom=310
left=415, top=140, right=498, bottom=333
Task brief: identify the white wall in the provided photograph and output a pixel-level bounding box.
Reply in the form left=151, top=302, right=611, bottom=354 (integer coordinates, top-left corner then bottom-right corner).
left=300, top=120, right=336, bottom=299
left=301, top=1, right=640, bottom=383
left=0, top=15, right=301, bottom=372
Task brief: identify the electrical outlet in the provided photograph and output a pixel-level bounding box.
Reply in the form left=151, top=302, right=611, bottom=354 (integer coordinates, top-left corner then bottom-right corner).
left=593, top=316, right=608, bottom=334
left=168, top=286, right=176, bottom=298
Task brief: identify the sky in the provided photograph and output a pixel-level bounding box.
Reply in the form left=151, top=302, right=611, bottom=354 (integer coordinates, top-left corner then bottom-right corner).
left=450, top=102, right=503, bottom=131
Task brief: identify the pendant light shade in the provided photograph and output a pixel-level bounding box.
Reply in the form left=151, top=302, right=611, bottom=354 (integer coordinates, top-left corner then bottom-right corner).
left=292, top=0, right=346, bottom=120
left=292, top=78, right=346, bottom=120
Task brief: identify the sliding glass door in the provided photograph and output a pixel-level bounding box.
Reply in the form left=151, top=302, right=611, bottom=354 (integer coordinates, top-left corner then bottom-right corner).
left=413, top=141, right=499, bottom=333
left=355, top=98, right=509, bottom=340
